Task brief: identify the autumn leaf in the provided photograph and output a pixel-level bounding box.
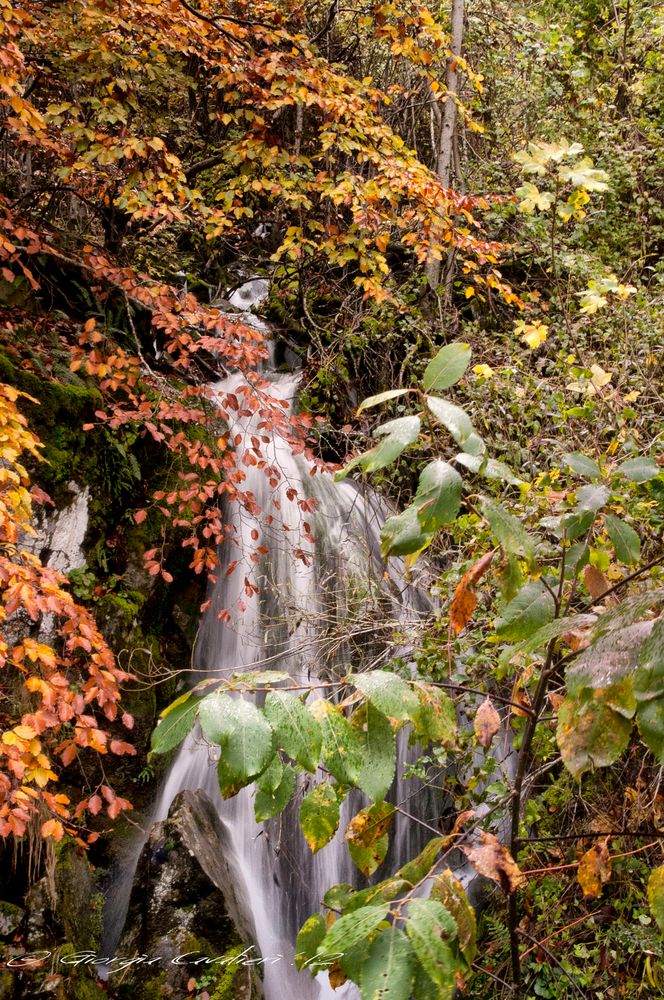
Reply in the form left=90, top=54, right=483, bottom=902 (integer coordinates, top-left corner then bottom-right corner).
left=463, top=832, right=526, bottom=893
left=577, top=838, right=611, bottom=899
left=474, top=698, right=501, bottom=748
left=450, top=550, right=495, bottom=634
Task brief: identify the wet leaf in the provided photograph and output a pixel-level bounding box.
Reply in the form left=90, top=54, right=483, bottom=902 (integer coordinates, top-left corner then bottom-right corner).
left=411, top=684, right=457, bottom=746
left=254, top=762, right=296, bottom=821
left=431, top=869, right=477, bottom=967
left=557, top=693, right=632, bottom=777
left=562, top=452, right=601, bottom=479
left=356, top=388, right=410, bottom=413
left=346, top=801, right=395, bottom=876
left=151, top=696, right=200, bottom=755
left=295, top=913, right=327, bottom=971
left=317, top=905, right=390, bottom=963
left=352, top=702, right=396, bottom=802
left=405, top=898, right=458, bottom=989
left=311, top=700, right=363, bottom=786
left=634, top=619, right=664, bottom=761
left=617, top=457, right=660, bottom=483
left=352, top=670, right=418, bottom=722
left=264, top=690, right=322, bottom=772
left=427, top=396, right=484, bottom=456
left=300, top=781, right=341, bottom=853
left=199, top=693, right=275, bottom=797
left=359, top=926, right=416, bottom=1000
left=380, top=505, right=433, bottom=559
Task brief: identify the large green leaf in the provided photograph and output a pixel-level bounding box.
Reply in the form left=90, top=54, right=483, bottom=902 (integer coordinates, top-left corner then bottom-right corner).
left=410, top=685, right=457, bottom=746
left=422, top=342, right=471, bottom=392
left=198, top=692, right=275, bottom=797
left=575, top=483, right=610, bottom=513
left=605, top=514, right=641, bottom=566
left=393, top=836, right=444, bottom=888
left=295, top=914, right=327, bottom=971
left=567, top=620, right=656, bottom=695
left=346, top=801, right=395, bottom=876
left=254, top=762, right=296, bottom=822
left=481, top=498, right=534, bottom=563
left=405, top=898, right=458, bottom=990
left=380, top=505, right=432, bottom=559
left=562, top=452, right=601, bottom=479
left=413, top=460, right=463, bottom=532
left=310, top=700, right=363, bottom=786
left=359, top=926, right=416, bottom=1000
left=336, top=416, right=421, bottom=479
left=557, top=692, right=632, bottom=777
left=494, top=580, right=556, bottom=642
left=352, top=670, right=418, bottom=722
left=591, top=588, right=664, bottom=639
left=431, top=870, right=477, bottom=968
left=500, top=613, right=597, bottom=666
left=426, top=396, right=484, bottom=456
left=263, top=691, right=322, bottom=773
left=454, top=452, right=524, bottom=486
left=151, top=696, right=200, bottom=755
left=300, top=781, right=341, bottom=853
left=634, top=620, right=664, bottom=761
left=357, top=388, right=410, bottom=413
left=352, top=702, right=396, bottom=802
left=648, top=866, right=664, bottom=935
left=317, top=905, right=390, bottom=963
left=617, top=457, right=660, bottom=483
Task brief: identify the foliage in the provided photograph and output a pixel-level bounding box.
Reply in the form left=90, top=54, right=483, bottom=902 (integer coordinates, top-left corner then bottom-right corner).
left=0, top=383, right=133, bottom=842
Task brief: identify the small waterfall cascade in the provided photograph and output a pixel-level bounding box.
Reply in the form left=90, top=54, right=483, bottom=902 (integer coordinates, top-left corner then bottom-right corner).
left=101, top=290, right=438, bottom=999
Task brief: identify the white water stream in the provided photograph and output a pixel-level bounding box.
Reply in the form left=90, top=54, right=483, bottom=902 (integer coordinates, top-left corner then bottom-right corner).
left=100, top=296, right=439, bottom=998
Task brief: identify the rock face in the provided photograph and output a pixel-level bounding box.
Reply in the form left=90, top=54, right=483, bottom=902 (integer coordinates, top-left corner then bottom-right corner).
left=112, top=789, right=255, bottom=999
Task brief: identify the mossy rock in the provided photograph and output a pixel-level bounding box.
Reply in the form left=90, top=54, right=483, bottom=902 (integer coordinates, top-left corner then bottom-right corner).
left=0, top=900, right=24, bottom=937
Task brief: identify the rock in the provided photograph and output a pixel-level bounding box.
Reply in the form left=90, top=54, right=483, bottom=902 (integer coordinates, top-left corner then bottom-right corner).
left=113, top=789, right=258, bottom=999
left=0, top=900, right=24, bottom=937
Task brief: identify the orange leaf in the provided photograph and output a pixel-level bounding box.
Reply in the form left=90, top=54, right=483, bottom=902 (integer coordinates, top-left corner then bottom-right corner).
left=463, top=832, right=526, bottom=894
left=41, top=818, right=64, bottom=841
left=450, top=551, right=495, bottom=634
left=577, top=838, right=611, bottom=899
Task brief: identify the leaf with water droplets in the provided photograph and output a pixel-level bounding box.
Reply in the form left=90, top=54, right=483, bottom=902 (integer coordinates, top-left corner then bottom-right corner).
left=264, top=691, right=322, bottom=773
left=317, top=906, right=390, bottom=964
left=198, top=692, right=275, bottom=797
left=300, top=781, right=341, bottom=853
left=295, top=913, right=327, bottom=971
left=310, top=700, right=363, bottom=786
left=346, top=801, right=395, bottom=876
left=359, top=926, right=416, bottom=1000
left=352, top=702, right=396, bottom=802
left=254, top=762, right=296, bottom=821
left=405, top=898, right=458, bottom=991
left=431, top=870, right=477, bottom=968
left=351, top=670, right=418, bottom=722
left=557, top=692, right=632, bottom=777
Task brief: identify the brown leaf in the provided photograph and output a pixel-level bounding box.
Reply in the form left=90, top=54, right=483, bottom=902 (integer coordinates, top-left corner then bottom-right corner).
left=328, top=961, right=348, bottom=989
left=474, top=697, right=501, bottom=748
left=450, top=551, right=495, bottom=634
left=583, top=565, right=610, bottom=599
left=463, top=831, right=526, bottom=894
left=577, top=838, right=611, bottom=899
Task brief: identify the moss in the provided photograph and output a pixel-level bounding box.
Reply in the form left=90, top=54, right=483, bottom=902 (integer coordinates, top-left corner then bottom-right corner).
left=210, top=945, right=247, bottom=1000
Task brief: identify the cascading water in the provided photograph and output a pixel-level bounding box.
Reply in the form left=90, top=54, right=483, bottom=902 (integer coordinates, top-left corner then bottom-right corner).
left=101, top=298, right=438, bottom=998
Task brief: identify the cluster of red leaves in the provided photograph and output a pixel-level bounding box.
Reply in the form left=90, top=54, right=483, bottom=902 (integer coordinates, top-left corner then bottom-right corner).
left=0, top=384, right=133, bottom=844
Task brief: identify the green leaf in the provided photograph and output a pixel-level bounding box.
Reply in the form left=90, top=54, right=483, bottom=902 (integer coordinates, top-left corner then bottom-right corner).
left=335, top=416, right=421, bottom=479
left=352, top=670, right=419, bottom=722
left=567, top=620, right=656, bottom=695
left=591, top=588, right=664, bottom=639
left=359, top=926, right=416, bottom=1000
left=151, top=696, right=200, bottom=755
left=224, top=670, right=291, bottom=689
left=353, top=702, right=396, bottom=802
left=454, top=452, right=524, bottom=486
left=575, top=483, right=610, bottom=513
left=300, top=781, right=341, bottom=853
left=557, top=692, right=632, bottom=777
left=323, top=883, right=355, bottom=912
left=405, top=898, right=458, bottom=990
left=648, top=866, right=664, bottom=935
left=634, top=620, right=664, bottom=761
left=426, top=396, right=484, bottom=456
left=310, top=700, right=363, bottom=786
left=317, top=905, right=390, bottom=963
left=499, top=613, right=597, bottom=667
left=617, top=457, right=660, bottom=483
left=431, top=870, right=477, bottom=968
left=263, top=691, right=322, bottom=773
left=394, top=836, right=444, bottom=888
left=295, top=914, right=327, bottom=971
left=562, top=452, right=601, bottom=479
left=380, top=505, right=433, bottom=559
left=254, top=763, right=296, bottom=821
left=494, top=581, right=556, bottom=642
left=422, top=342, right=471, bottom=392
left=605, top=515, right=641, bottom=566
left=481, top=498, right=534, bottom=563
left=413, top=460, right=463, bottom=532
left=255, top=754, right=284, bottom=793
left=410, top=685, right=457, bottom=746
left=198, top=692, right=275, bottom=797
left=561, top=508, right=595, bottom=540
left=346, top=801, right=395, bottom=876
left=357, top=388, right=410, bottom=413
left=413, top=963, right=446, bottom=1000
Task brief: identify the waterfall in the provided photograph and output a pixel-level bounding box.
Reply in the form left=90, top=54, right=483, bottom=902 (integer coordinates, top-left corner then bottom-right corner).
left=101, top=296, right=440, bottom=998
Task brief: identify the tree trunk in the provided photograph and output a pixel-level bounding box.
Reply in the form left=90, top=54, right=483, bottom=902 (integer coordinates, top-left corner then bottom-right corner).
left=426, top=0, right=465, bottom=289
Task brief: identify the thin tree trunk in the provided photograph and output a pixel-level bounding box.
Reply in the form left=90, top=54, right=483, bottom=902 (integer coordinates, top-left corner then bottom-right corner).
left=426, top=0, right=465, bottom=289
